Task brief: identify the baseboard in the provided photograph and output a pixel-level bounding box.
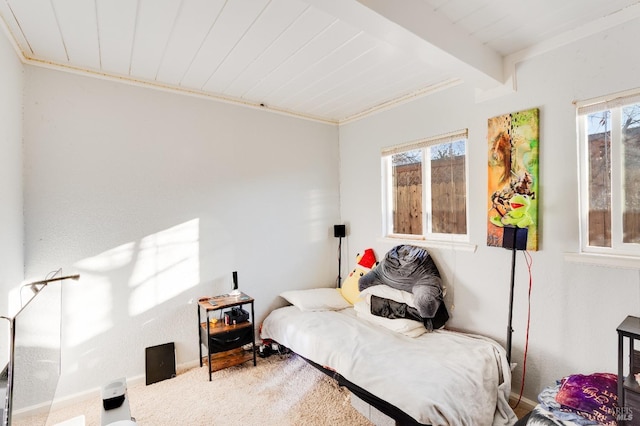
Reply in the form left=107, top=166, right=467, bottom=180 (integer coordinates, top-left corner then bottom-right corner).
left=509, top=393, right=537, bottom=412
left=49, top=359, right=201, bottom=413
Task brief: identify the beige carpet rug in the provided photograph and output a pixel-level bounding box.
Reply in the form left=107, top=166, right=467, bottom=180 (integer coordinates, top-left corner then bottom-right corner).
left=41, top=354, right=374, bottom=426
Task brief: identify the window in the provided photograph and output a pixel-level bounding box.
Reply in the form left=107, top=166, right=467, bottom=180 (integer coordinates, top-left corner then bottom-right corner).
left=381, top=130, right=468, bottom=241
left=577, top=89, right=640, bottom=255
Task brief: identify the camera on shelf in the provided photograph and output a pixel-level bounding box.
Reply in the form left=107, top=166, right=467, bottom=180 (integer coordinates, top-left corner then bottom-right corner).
left=224, top=307, right=249, bottom=325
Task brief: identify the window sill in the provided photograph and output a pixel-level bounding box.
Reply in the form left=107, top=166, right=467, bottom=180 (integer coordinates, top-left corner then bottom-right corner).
left=564, top=252, right=640, bottom=269
left=378, top=237, right=477, bottom=253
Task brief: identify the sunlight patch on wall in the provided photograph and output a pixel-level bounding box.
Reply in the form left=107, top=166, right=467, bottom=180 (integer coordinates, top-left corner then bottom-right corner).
left=8, top=286, right=24, bottom=318
left=307, top=189, right=334, bottom=242
left=128, top=219, right=200, bottom=316
left=68, top=219, right=200, bottom=345
left=70, top=242, right=137, bottom=346
left=64, top=275, right=114, bottom=347
left=9, top=282, right=61, bottom=349
left=75, top=242, right=136, bottom=272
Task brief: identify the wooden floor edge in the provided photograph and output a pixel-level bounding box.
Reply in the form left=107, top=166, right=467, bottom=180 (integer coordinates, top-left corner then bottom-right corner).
left=509, top=394, right=537, bottom=419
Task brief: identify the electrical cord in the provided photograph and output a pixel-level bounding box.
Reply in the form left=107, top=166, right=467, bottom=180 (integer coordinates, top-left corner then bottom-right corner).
left=514, top=250, right=533, bottom=408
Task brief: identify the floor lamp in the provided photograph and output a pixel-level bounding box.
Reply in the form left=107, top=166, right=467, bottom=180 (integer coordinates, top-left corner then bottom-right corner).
left=334, top=225, right=346, bottom=287
left=503, top=226, right=528, bottom=365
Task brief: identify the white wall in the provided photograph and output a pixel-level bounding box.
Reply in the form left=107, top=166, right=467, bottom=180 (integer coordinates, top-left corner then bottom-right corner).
left=15, top=13, right=640, bottom=405
left=22, top=67, right=340, bottom=397
left=339, top=18, right=640, bottom=401
left=0, top=28, right=24, bottom=366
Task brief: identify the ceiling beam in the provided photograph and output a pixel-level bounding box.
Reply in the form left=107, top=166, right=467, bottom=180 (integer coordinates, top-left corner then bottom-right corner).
left=355, top=0, right=504, bottom=84
left=303, top=0, right=462, bottom=72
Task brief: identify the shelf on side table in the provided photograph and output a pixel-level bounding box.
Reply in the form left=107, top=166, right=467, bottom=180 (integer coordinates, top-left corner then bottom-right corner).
left=204, top=347, right=255, bottom=372
left=200, top=320, right=253, bottom=354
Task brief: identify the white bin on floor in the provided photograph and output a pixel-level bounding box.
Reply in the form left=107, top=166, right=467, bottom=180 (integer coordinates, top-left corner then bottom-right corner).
left=101, top=378, right=136, bottom=426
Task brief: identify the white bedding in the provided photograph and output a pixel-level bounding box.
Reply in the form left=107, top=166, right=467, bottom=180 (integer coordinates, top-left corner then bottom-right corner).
left=261, top=306, right=517, bottom=426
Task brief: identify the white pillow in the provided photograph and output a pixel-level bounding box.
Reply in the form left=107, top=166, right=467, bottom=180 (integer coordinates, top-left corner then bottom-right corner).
left=280, top=288, right=351, bottom=312
left=359, top=284, right=416, bottom=307
left=353, top=301, right=426, bottom=337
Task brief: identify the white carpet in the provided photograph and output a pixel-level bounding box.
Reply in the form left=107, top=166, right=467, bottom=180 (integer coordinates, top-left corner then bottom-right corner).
left=42, top=354, right=374, bottom=426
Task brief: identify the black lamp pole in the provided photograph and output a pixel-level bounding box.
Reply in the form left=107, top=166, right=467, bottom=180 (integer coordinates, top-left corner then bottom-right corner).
left=506, top=246, right=516, bottom=365
left=337, top=236, right=343, bottom=287
left=334, top=225, right=346, bottom=288
left=503, top=225, right=527, bottom=366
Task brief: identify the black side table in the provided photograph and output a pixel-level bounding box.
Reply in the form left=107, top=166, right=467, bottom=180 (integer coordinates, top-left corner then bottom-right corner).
left=617, top=315, right=640, bottom=425
left=197, top=293, right=256, bottom=381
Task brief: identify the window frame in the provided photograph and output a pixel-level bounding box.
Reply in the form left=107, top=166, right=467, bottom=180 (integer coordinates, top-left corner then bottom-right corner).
left=577, top=88, right=640, bottom=256
left=381, top=129, right=470, bottom=243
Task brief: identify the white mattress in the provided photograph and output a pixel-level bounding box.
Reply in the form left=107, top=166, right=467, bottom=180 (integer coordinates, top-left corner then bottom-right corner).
left=261, top=306, right=517, bottom=426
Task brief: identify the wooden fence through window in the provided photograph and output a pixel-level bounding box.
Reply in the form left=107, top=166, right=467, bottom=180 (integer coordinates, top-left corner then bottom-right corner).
left=393, top=157, right=466, bottom=235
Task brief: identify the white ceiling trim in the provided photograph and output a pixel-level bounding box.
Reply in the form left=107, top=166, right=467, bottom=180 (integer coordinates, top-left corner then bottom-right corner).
left=339, top=77, right=462, bottom=125
left=0, top=3, right=28, bottom=60
left=3, top=1, right=640, bottom=124
left=21, top=54, right=337, bottom=124
left=15, top=50, right=462, bottom=126
left=0, top=6, right=464, bottom=126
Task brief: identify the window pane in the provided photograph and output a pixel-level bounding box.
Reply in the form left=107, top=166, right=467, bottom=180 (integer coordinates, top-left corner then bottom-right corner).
left=587, top=111, right=611, bottom=247
left=430, top=140, right=467, bottom=234
left=622, top=103, right=640, bottom=243
left=391, top=149, right=422, bottom=235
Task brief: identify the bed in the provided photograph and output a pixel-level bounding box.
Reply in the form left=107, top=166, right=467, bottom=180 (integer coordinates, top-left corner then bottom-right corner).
left=260, top=245, right=517, bottom=426
left=261, top=304, right=515, bottom=425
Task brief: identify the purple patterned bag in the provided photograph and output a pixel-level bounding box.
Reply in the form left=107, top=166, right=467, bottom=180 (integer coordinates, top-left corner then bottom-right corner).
left=555, top=372, right=618, bottom=425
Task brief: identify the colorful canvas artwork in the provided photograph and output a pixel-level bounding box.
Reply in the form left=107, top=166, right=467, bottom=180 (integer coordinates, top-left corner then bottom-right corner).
left=487, top=108, right=539, bottom=250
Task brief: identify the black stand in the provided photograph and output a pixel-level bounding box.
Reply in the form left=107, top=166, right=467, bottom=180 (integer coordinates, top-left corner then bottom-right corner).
left=333, top=224, right=346, bottom=288
left=502, top=225, right=528, bottom=365
left=337, top=236, right=343, bottom=287
left=506, top=246, right=516, bottom=365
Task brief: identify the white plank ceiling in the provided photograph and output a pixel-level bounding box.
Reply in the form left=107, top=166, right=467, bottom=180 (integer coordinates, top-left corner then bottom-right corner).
left=1, top=0, right=640, bottom=123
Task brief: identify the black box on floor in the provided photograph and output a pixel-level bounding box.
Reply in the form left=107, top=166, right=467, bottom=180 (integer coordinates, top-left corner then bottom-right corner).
left=145, top=342, right=176, bottom=385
